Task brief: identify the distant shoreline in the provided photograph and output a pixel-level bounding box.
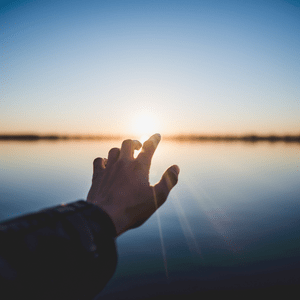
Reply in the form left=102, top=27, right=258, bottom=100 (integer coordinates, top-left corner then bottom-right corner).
left=1, top=134, right=300, bottom=143
left=0, top=134, right=121, bottom=141
left=166, top=134, right=300, bottom=143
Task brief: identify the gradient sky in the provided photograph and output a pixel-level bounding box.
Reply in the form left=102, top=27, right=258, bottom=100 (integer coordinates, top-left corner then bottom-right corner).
left=1, top=0, right=299, bottom=136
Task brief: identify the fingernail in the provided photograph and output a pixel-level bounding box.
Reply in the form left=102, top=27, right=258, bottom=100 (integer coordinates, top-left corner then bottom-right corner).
left=173, top=165, right=180, bottom=174
left=133, top=140, right=142, bottom=149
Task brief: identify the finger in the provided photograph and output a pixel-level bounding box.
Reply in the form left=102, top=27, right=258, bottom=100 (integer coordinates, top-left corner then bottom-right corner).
left=153, top=165, right=180, bottom=208
left=106, top=147, right=120, bottom=168
left=137, top=133, right=161, bottom=169
left=103, top=158, right=108, bottom=167
left=92, top=157, right=106, bottom=180
left=119, top=139, right=142, bottom=160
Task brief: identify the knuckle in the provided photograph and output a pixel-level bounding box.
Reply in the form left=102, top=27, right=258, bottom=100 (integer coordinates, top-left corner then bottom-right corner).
left=165, top=170, right=178, bottom=187
left=115, top=158, right=125, bottom=168
left=144, top=139, right=154, bottom=149
left=133, top=159, right=145, bottom=171
left=155, top=186, right=168, bottom=204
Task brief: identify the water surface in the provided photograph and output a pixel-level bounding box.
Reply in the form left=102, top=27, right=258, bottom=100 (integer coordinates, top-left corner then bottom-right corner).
left=0, top=140, right=299, bottom=298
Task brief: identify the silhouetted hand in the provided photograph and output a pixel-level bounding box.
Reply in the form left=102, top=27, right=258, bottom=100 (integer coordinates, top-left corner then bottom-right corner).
left=87, top=134, right=180, bottom=237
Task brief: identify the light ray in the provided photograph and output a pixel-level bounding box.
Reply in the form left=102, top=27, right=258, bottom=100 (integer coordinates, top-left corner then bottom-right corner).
left=172, top=193, right=202, bottom=256
left=180, top=177, right=243, bottom=255
left=152, top=187, right=169, bottom=279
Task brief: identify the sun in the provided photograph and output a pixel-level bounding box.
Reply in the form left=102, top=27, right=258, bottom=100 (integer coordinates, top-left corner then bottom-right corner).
left=132, top=111, right=159, bottom=143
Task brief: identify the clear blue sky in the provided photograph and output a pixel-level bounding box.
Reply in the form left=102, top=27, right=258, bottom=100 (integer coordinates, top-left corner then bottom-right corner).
left=1, top=0, right=299, bottom=136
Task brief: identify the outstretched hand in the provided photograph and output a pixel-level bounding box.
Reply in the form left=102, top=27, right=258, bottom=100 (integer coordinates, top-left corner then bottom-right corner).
left=87, top=134, right=179, bottom=237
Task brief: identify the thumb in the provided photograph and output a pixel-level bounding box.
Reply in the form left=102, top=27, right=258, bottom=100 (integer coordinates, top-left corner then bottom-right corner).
left=153, top=165, right=180, bottom=208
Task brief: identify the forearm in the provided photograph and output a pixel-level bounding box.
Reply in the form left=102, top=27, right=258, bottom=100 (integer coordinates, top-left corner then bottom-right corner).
left=0, top=200, right=117, bottom=300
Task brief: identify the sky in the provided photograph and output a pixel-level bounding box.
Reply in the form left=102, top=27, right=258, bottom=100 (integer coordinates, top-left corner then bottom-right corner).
left=0, top=0, right=299, bottom=137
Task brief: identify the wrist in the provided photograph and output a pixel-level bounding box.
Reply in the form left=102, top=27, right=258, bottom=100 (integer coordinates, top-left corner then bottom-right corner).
left=100, top=205, right=128, bottom=237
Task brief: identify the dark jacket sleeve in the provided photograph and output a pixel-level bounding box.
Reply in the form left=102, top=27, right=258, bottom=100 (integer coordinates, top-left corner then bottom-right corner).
left=0, top=200, right=118, bottom=300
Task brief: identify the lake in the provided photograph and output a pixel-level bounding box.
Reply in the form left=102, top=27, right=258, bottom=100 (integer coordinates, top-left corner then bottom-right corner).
left=0, top=139, right=299, bottom=298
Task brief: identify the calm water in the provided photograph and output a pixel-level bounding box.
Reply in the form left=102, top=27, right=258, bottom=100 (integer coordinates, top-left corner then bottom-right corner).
left=0, top=140, right=299, bottom=298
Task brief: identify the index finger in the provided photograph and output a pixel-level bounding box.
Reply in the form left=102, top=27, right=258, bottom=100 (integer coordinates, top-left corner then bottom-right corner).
left=136, top=133, right=161, bottom=169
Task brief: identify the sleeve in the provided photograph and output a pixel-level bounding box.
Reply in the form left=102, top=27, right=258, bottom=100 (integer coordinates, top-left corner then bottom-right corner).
left=0, top=200, right=118, bottom=300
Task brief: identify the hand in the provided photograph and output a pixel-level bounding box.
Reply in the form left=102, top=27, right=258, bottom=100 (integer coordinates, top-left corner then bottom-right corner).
left=87, top=134, right=180, bottom=237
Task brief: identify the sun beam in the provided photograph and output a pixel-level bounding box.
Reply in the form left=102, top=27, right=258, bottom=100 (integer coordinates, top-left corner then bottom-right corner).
left=132, top=111, right=159, bottom=142
left=132, top=111, right=160, bottom=157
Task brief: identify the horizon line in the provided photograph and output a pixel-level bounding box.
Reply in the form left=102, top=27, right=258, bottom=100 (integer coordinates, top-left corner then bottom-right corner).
left=1, top=133, right=300, bottom=143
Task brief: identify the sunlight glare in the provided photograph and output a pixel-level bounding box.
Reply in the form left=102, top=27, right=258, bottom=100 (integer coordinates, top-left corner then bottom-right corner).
left=133, top=111, right=159, bottom=158
left=133, top=112, right=159, bottom=138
